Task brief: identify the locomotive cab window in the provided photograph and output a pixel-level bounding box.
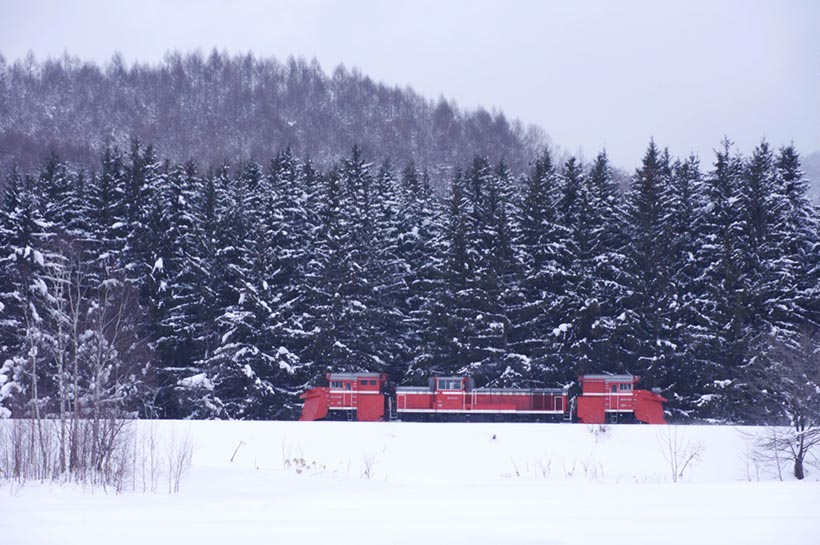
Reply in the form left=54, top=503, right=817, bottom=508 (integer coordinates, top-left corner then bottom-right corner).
left=345, top=382, right=351, bottom=390
left=369, top=380, right=377, bottom=386
left=439, top=379, right=462, bottom=390
left=619, top=383, right=633, bottom=391
left=611, top=385, right=617, bottom=393
left=331, top=381, right=343, bottom=389
left=360, top=380, right=368, bottom=386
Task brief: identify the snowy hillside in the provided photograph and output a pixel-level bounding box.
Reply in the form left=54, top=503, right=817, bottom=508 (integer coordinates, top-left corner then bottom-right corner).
left=2, top=421, right=818, bottom=545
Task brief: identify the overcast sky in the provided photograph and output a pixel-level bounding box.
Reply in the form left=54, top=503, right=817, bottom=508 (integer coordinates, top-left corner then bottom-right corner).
left=1, top=0, right=818, bottom=168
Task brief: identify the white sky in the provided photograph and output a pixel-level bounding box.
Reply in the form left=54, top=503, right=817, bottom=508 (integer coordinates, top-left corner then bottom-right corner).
left=0, top=0, right=818, bottom=168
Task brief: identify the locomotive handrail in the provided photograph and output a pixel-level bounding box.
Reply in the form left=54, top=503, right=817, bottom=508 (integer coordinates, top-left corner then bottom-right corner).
left=300, top=372, right=667, bottom=424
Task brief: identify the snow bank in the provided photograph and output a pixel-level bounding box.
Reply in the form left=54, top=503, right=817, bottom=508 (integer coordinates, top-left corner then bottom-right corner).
left=2, top=421, right=818, bottom=545
left=180, top=420, right=778, bottom=484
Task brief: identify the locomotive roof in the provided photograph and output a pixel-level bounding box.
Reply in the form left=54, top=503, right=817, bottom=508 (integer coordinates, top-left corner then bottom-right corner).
left=581, top=374, right=635, bottom=381
left=396, top=385, right=566, bottom=393
left=474, top=387, right=565, bottom=394
left=327, top=372, right=384, bottom=380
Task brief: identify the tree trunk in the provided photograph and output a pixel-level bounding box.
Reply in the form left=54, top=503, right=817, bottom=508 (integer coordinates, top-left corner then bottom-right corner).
left=794, top=458, right=804, bottom=480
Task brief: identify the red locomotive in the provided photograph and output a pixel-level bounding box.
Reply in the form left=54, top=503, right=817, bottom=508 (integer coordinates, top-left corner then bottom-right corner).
left=300, top=372, right=667, bottom=424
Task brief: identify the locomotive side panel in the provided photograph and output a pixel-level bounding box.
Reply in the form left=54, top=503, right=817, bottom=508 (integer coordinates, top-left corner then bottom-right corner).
left=301, top=373, right=665, bottom=424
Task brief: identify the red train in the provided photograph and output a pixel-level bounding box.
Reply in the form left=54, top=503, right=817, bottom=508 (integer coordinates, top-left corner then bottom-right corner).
left=300, top=372, right=667, bottom=424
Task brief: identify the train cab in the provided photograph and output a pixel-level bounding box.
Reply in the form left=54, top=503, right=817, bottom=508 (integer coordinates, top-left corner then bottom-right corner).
left=576, top=374, right=667, bottom=424
left=299, top=372, right=389, bottom=422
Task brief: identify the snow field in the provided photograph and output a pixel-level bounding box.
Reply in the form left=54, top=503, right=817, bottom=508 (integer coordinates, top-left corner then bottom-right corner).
left=2, top=420, right=819, bottom=545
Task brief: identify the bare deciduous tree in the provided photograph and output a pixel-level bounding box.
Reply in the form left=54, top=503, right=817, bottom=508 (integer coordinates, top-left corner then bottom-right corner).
left=1, top=243, right=155, bottom=487
left=751, top=329, right=820, bottom=480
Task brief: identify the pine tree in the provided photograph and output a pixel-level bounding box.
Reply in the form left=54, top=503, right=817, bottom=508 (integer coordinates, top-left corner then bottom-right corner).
left=367, top=161, right=412, bottom=381
left=692, top=139, right=751, bottom=421
left=0, top=168, right=49, bottom=416
left=187, top=163, right=261, bottom=418
left=511, top=149, right=572, bottom=385
left=741, top=141, right=779, bottom=338
left=0, top=166, right=27, bottom=415
left=87, top=145, right=127, bottom=276
left=580, top=151, right=632, bottom=376
left=623, top=141, right=675, bottom=386
left=122, top=141, right=163, bottom=291
left=428, top=168, right=473, bottom=376
left=401, top=164, right=448, bottom=382
left=38, top=153, right=77, bottom=239
left=661, top=154, right=705, bottom=412
left=765, top=145, right=819, bottom=334
left=558, top=156, right=602, bottom=377
left=482, top=159, right=528, bottom=386
left=149, top=161, right=209, bottom=389
left=302, top=159, right=370, bottom=378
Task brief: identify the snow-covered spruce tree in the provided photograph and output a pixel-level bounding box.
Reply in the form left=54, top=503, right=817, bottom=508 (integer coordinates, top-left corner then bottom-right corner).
left=480, top=159, right=529, bottom=387
left=33, top=156, right=87, bottom=434
left=0, top=165, right=28, bottom=416
left=557, top=155, right=609, bottom=379
left=438, top=157, right=513, bottom=384
left=197, top=150, right=319, bottom=419
left=179, top=165, right=240, bottom=418
left=578, top=151, right=633, bottom=376
left=367, top=161, right=413, bottom=382
left=194, top=162, right=284, bottom=419
left=39, top=153, right=79, bottom=241
left=740, top=141, right=779, bottom=335
left=122, top=140, right=163, bottom=291
left=422, top=167, right=474, bottom=377
left=194, top=167, right=225, bottom=363
left=413, top=156, right=522, bottom=386
left=709, top=140, right=788, bottom=422
left=87, top=145, right=128, bottom=277
left=255, top=148, right=319, bottom=416
left=0, top=168, right=51, bottom=417
left=765, top=145, right=819, bottom=335
left=731, top=144, right=820, bottom=424
left=146, top=161, right=218, bottom=417
left=658, top=154, right=706, bottom=416
left=622, top=141, right=676, bottom=388
left=0, top=167, right=24, bottom=344
left=510, top=149, right=572, bottom=385
left=301, top=148, right=382, bottom=381
left=314, top=148, right=404, bottom=379
left=402, top=164, right=449, bottom=382
left=691, top=139, right=752, bottom=421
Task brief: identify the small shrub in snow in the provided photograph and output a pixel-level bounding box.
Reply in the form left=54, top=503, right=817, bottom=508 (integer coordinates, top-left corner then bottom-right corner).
left=166, top=430, right=194, bottom=493
left=657, top=426, right=703, bottom=483
left=284, top=457, right=327, bottom=474
left=561, top=459, right=578, bottom=479
left=588, top=424, right=610, bottom=443
left=360, top=453, right=377, bottom=480
left=580, top=459, right=605, bottom=480
left=535, top=456, right=553, bottom=478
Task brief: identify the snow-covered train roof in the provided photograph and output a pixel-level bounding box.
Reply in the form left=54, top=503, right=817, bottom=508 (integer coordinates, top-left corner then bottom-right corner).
left=327, top=372, right=385, bottom=380
left=581, top=374, right=635, bottom=381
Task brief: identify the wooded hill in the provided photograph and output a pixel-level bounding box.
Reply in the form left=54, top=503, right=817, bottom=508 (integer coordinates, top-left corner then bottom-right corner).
left=0, top=51, right=543, bottom=177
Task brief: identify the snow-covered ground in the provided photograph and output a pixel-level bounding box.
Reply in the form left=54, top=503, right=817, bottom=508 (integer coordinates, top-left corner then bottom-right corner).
left=2, top=421, right=819, bottom=545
